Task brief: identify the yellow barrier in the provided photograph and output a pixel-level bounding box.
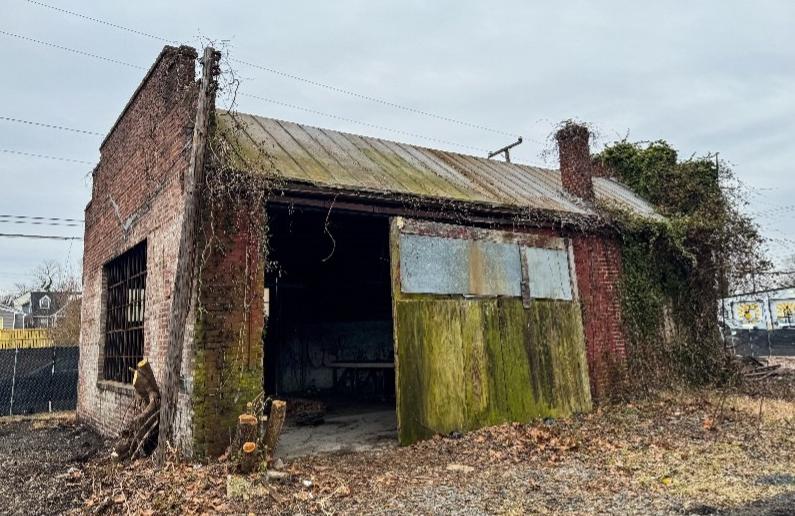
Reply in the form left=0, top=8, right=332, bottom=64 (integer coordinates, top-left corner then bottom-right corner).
left=0, top=329, right=55, bottom=350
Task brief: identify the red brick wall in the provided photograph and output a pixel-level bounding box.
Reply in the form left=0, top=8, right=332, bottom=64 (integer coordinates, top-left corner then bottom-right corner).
left=572, top=233, right=626, bottom=397
left=190, top=196, right=265, bottom=457
left=77, top=46, right=199, bottom=436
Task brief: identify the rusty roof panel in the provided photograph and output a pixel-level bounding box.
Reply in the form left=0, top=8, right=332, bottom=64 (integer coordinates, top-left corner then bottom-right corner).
left=593, top=177, right=661, bottom=219
left=219, top=111, right=656, bottom=219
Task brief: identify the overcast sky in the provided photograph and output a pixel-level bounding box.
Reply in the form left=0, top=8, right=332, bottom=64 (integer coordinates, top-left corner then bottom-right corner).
left=2, top=0, right=794, bottom=293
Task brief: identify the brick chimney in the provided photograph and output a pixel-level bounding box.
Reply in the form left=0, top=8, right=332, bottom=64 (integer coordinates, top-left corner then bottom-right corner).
left=556, top=122, right=594, bottom=202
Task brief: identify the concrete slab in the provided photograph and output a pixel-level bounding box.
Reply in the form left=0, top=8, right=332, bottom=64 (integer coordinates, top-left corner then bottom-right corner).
left=277, top=409, right=397, bottom=459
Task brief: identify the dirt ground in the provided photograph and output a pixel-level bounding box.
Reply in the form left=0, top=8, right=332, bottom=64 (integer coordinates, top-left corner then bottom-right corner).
left=0, top=413, right=103, bottom=515
left=2, top=376, right=795, bottom=515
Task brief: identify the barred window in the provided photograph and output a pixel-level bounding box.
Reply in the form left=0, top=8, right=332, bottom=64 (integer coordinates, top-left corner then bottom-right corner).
left=103, top=241, right=147, bottom=383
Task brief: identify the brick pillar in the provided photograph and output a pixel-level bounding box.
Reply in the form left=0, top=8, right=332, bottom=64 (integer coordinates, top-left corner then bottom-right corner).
left=190, top=199, right=265, bottom=458
left=572, top=234, right=627, bottom=398
left=556, top=123, right=594, bottom=202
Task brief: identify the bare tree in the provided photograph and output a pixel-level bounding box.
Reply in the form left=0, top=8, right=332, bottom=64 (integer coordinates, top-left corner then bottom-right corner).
left=48, top=271, right=82, bottom=346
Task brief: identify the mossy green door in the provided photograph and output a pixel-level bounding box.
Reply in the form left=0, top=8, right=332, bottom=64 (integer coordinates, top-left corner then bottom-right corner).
left=390, top=218, right=592, bottom=445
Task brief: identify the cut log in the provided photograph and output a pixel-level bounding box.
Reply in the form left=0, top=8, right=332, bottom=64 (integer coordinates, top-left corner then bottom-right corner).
left=263, top=400, right=286, bottom=461
left=113, top=359, right=161, bottom=461
left=238, top=414, right=258, bottom=445
left=240, top=442, right=258, bottom=474
left=133, top=359, right=159, bottom=397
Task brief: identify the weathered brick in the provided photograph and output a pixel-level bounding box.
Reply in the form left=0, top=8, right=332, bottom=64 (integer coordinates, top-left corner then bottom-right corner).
left=77, top=46, right=199, bottom=437
left=572, top=234, right=627, bottom=397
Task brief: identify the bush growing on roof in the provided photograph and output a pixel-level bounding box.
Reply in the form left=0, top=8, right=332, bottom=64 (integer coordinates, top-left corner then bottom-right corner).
left=597, top=140, right=770, bottom=391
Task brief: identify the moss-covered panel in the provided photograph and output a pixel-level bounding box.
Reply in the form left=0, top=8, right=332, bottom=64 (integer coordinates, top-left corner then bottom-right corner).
left=460, top=301, right=489, bottom=429
left=395, top=297, right=591, bottom=445
left=396, top=300, right=466, bottom=442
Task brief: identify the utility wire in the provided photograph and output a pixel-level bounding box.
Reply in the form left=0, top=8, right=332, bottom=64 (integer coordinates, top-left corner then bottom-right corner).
left=239, top=93, right=490, bottom=153
left=232, top=59, right=519, bottom=138
left=0, top=219, right=81, bottom=228
left=0, top=233, right=81, bottom=241
left=751, top=204, right=795, bottom=218
left=23, top=0, right=520, bottom=138
left=1, top=28, right=496, bottom=155
left=25, top=0, right=175, bottom=44
left=0, top=30, right=146, bottom=70
left=0, top=214, right=84, bottom=223
left=0, top=116, right=102, bottom=136
left=0, top=149, right=94, bottom=165
left=736, top=270, right=795, bottom=276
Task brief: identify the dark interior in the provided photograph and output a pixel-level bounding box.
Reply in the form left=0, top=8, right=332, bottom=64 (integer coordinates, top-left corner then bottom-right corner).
left=264, top=205, right=395, bottom=411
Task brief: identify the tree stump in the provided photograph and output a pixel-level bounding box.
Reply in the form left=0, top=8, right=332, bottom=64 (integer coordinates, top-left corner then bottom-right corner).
left=238, top=414, right=258, bottom=445
left=240, top=442, right=258, bottom=474
left=264, top=400, right=286, bottom=461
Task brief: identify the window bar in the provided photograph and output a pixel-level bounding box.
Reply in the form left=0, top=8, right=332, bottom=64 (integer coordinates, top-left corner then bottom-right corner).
left=103, top=241, right=147, bottom=383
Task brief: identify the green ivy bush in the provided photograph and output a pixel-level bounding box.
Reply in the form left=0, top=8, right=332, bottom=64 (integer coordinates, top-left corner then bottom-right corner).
left=597, top=141, right=768, bottom=392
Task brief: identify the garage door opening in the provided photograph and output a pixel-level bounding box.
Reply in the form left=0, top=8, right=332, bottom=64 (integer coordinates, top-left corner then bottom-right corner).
left=264, top=205, right=397, bottom=457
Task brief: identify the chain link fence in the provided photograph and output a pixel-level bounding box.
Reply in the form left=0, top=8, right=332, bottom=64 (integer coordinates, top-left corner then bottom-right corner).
left=0, top=346, right=79, bottom=416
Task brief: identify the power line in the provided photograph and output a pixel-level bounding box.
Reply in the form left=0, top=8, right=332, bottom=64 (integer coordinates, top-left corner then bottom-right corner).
left=1, top=28, right=498, bottom=155
left=0, top=116, right=102, bottom=136
left=0, top=149, right=94, bottom=165
left=0, top=30, right=146, bottom=70
left=0, top=233, right=81, bottom=241
left=22, top=1, right=519, bottom=138
left=0, top=214, right=84, bottom=223
left=751, top=204, right=795, bottom=218
left=232, top=59, right=519, bottom=138
left=0, top=219, right=82, bottom=228
left=238, top=94, right=490, bottom=153
left=25, top=0, right=174, bottom=44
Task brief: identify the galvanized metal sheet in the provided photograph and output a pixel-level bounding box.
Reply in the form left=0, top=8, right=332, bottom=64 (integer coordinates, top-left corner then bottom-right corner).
left=593, top=177, right=660, bottom=218
left=470, top=240, right=522, bottom=296
left=523, top=247, right=573, bottom=300
left=219, top=111, right=658, bottom=219
left=400, top=234, right=470, bottom=295
left=400, top=234, right=521, bottom=297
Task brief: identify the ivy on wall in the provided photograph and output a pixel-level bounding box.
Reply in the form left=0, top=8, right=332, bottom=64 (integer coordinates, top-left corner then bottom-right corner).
left=597, top=141, right=769, bottom=391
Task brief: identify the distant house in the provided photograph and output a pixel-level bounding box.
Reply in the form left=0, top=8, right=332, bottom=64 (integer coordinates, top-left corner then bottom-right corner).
left=12, top=291, right=80, bottom=329
left=0, top=304, right=25, bottom=329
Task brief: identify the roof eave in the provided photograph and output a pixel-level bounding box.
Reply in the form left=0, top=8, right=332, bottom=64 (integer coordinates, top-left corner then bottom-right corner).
left=219, top=169, right=613, bottom=232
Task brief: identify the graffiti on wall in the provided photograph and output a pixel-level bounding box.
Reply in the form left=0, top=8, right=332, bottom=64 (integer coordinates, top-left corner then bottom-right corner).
left=735, top=302, right=763, bottom=326
left=775, top=301, right=795, bottom=325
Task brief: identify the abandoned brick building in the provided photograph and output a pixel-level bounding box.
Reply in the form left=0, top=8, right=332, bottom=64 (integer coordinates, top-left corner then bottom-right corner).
left=77, top=46, right=658, bottom=457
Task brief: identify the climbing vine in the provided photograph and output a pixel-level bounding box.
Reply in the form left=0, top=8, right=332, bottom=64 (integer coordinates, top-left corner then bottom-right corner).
left=597, top=140, right=770, bottom=391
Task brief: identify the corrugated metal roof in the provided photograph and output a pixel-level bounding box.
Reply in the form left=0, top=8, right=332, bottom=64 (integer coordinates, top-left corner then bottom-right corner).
left=219, top=111, right=657, bottom=219
left=593, top=177, right=660, bottom=218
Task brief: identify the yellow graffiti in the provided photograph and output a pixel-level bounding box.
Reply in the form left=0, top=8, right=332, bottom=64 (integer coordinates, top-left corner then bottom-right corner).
left=776, top=301, right=795, bottom=322
left=737, top=303, right=762, bottom=324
